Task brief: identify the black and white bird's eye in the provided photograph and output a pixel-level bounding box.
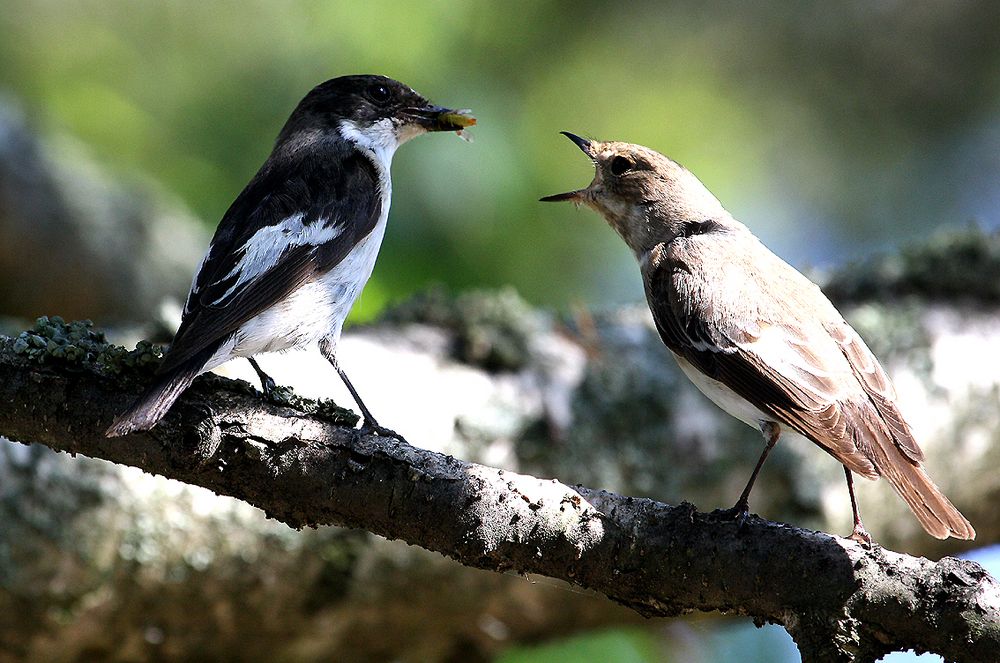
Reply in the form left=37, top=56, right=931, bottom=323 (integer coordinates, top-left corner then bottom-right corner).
left=367, top=84, right=392, bottom=105
left=610, top=155, right=633, bottom=176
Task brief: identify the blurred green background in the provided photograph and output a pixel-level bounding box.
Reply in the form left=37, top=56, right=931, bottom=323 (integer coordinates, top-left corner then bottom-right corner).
left=2, top=2, right=998, bottom=661
left=2, top=0, right=998, bottom=323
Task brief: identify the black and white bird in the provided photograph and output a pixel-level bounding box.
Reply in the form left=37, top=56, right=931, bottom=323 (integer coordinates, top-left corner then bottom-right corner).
left=106, top=75, right=475, bottom=438
left=542, top=133, right=974, bottom=542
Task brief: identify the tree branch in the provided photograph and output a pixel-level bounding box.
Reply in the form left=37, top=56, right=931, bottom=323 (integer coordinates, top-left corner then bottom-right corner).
left=1, top=333, right=996, bottom=663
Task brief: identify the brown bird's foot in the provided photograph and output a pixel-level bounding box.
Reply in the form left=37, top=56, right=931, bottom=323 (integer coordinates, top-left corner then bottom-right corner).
left=843, top=467, right=875, bottom=548
left=848, top=522, right=874, bottom=549
left=719, top=421, right=780, bottom=532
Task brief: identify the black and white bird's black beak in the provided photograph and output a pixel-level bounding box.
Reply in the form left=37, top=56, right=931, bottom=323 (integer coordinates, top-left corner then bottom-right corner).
left=539, top=131, right=595, bottom=203
left=407, top=105, right=477, bottom=133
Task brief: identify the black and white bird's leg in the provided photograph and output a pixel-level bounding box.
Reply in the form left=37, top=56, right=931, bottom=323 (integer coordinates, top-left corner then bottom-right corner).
left=318, top=338, right=404, bottom=442
left=844, top=466, right=874, bottom=548
left=725, top=421, right=781, bottom=527
left=246, top=357, right=278, bottom=399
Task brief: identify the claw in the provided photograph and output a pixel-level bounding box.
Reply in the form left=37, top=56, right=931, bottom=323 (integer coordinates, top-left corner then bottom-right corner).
left=247, top=357, right=285, bottom=402
left=848, top=523, right=875, bottom=549
left=720, top=499, right=751, bottom=531
left=358, top=419, right=406, bottom=444
left=263, top=385, right=294, bottom=406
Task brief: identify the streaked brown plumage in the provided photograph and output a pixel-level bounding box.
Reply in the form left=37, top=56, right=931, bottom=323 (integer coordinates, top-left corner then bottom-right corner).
left=542, top=132, right=974, bottom=542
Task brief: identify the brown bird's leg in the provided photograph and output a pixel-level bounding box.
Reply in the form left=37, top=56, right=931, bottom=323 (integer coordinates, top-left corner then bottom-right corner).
left=725, top=421, right=781, bottom=527
left=844, top=467, right=874, bottom=548
left=246, top=357, right=277, bottom=399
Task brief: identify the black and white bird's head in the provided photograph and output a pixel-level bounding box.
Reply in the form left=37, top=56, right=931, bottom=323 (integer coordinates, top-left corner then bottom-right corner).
left=541, top=132, right=732, bottom=257
left=276, top=74, right=475, bottom=164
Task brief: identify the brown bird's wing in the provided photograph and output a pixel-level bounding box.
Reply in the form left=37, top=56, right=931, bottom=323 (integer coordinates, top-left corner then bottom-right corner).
left=643, top=242, right=888, bottom=478
left=647, top=279, right=880, bottom=478
left=824, top=320, right=923, bottom=463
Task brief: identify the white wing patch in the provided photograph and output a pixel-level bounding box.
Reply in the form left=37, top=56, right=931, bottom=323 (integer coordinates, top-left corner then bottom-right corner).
left=210, top=212, right=342, bottom=305
left=185, top=244, right=214, bottom=314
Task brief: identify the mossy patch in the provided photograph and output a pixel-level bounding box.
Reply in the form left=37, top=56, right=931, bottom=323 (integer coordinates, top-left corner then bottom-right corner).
left=9, top=315, right=163, bottom=375
left=243, top=382, right=357, bottom=426
left=279, top=392, right=359, bottom=427
left=5, top=317, right=358, bottom=425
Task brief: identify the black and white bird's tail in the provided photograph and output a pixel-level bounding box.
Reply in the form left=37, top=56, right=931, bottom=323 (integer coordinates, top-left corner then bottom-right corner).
left=105, top=361, right=204, bottom=437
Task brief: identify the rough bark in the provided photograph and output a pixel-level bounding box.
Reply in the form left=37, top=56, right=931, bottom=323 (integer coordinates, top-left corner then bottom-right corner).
left=0, top=325, right=997, bottom=663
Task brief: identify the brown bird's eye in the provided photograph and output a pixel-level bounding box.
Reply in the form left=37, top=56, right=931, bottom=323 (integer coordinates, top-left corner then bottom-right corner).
left=368, top=84, right=391, bottom=104
left=610, top=155, right=633, bottom=176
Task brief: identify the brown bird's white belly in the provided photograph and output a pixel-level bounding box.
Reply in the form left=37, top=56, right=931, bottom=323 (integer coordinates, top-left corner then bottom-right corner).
left=670, top=351, right=773, bottom=431
left=669, top=351, right=817, bottom=450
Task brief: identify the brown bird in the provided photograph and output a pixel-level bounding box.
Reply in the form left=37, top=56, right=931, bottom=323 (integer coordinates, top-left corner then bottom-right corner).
left=541, top=132, right=975, bottom=542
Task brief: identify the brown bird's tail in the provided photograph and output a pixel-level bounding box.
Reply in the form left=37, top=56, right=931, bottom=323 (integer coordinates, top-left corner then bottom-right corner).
left=871, top=443, right=976, bottom=540
left=105, top=361, right=203, bottom=437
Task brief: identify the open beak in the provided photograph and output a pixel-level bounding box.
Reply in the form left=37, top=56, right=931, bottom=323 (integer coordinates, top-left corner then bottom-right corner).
left=540, top=131, right=594, bottom=202
left=539, top=189, right=584, bottom=203
left=409, top=104, right=477, bottom=132
left=559, top=131, right=595, bottom=157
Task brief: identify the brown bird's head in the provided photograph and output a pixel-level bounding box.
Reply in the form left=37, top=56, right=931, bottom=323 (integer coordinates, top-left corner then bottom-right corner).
left=541, top=133, right=732, bottom=258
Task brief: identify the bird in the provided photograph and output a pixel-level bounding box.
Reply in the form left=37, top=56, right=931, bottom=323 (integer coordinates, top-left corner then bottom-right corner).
left=106, top=75, right=475, bottom=438
left=541, top=132, right=975, bottom=542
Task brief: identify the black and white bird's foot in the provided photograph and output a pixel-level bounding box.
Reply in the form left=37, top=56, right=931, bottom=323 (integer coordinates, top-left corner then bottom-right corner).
left=258, top=375, right=296, bottom=406
left=246, top=357, right=291, bottom=404
left=357, top=418, right=405, bottom=443
left=266, top=385, right=297, bottom=406
left=259, top=375, right=277, bottom=399
left=721, top=499, right=751, bottom=530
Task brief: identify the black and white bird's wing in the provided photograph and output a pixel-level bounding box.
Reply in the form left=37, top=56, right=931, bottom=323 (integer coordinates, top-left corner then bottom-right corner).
left=645, top=257, right=882, bottom=478
left=159, top=146, right=382, bottom=373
